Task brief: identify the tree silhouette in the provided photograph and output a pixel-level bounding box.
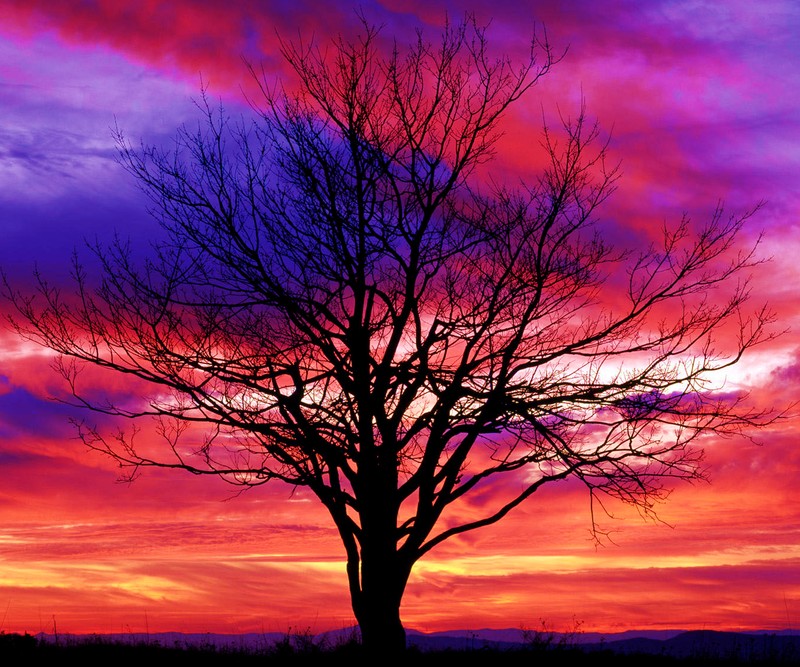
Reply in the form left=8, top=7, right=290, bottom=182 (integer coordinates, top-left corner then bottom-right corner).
left=4, top=17, right=775, bottom=654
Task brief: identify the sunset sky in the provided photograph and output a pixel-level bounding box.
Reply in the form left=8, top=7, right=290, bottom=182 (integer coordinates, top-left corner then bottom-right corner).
left=1, top=0, right=799, bottom=637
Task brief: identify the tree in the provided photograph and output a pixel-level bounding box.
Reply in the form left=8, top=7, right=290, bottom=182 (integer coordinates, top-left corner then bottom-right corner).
left=3, top=17, right=775, bottom=654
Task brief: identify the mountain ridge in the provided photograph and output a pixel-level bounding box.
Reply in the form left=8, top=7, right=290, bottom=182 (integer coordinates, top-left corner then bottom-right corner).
left=30, top=625, right=800, bottom=656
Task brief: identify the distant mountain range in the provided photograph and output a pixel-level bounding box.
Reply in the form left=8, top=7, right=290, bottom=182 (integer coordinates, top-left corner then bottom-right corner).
left=33, top=627, right=800, bottom=660
left=406, top=627, right=800, bottom=659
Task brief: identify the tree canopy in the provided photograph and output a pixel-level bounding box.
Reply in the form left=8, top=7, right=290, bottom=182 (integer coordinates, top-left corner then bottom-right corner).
left=3, top=17, right=775, bottom=654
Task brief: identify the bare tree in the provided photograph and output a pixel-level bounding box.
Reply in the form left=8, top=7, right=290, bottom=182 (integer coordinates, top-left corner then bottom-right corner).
left=3, top=17, right=775, bottom=654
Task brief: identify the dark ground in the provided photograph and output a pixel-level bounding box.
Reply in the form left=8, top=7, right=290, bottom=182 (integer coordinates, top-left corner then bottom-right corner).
left=2, top=631, right=799, bottom=666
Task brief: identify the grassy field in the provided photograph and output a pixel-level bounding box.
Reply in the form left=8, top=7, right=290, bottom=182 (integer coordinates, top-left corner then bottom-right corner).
left=2, top=631, right=798, bottom=666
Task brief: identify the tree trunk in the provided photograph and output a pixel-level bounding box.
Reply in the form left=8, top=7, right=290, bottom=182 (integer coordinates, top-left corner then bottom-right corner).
left=355, top=586, right=406, bottom=655
left=350, top=483, right=412, bottom=656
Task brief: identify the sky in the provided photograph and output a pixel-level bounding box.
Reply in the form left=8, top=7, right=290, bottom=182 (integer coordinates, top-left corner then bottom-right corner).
left=0, top=0, right=799, bottom=637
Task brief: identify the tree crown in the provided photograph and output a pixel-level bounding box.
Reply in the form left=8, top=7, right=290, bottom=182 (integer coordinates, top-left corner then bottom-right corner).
left=3, top=17, right=776, bottom=562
